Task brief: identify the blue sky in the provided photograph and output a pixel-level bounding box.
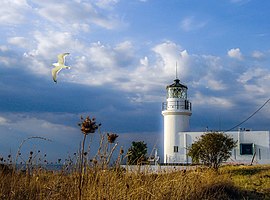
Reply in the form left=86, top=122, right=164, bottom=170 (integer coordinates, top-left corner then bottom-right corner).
left=1, top=0, right=270, bottom=162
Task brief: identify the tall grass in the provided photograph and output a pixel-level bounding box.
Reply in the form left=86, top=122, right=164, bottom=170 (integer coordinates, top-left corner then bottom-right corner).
left=1, top=115, right=270, bottom=199
left=220, top=165, right=270, bottom=199
left=1, top=164, right=270, bottom=199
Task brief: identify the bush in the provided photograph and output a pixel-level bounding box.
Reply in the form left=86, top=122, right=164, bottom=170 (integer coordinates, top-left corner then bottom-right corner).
left=188, top=132, right=237, bottom=169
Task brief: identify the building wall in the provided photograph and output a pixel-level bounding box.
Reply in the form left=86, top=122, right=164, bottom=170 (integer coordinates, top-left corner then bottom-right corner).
left=165, top=130, right=270, bottom=164
left=227, top=130, right=270, bottom=164
left=163, top=112, right=190, bottom=163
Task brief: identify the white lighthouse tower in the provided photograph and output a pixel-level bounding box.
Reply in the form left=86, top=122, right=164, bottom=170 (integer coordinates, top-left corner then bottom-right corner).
left=162, top=78, right=192, bottom=163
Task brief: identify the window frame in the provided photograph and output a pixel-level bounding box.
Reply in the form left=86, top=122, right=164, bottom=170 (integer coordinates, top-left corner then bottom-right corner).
left=240, top=143, right=254, bottom=155
left=173, top=146, right=179, bottom=153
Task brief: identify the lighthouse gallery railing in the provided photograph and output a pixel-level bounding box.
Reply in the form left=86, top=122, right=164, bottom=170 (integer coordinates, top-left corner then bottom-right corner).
left=162, top=100, right=192, bottom=111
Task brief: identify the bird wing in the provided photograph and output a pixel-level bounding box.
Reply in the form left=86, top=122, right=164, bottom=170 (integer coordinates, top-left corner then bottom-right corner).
left=52, top=66, right=62, bottom=83
left=57, top=53, right=70, bottom=65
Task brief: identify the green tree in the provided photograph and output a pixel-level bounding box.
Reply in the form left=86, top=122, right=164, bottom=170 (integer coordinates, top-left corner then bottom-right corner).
left=127, top=141, right=147, bottom=165
left=187, top=132, right=237, bottom=170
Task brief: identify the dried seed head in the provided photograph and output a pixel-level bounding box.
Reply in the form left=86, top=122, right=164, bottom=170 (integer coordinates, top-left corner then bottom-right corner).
left=79, top=115, right=100, bottom=135
left=120, top=148, right=124, bottom=155
left=107, top=133, right=119, bottom=143
left=92, top=159, right=97, bottom=164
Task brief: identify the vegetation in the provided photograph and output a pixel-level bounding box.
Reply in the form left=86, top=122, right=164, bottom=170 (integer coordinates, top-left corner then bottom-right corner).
left=1, top=117, right=270, bottom=199
left=127, top=141, right=147, bottom=165
left=220, top=165, right=270, bottom=197
left=1, top=163, right=270, bottom=199
left=77, top=116, right=100, bottom=200
left=188, top=132, right=237, bottom=169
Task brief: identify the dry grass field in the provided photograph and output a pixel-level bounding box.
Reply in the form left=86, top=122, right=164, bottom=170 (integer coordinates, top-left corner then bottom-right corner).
left=0, top=163, right=270, bottom=200
left=1, top=121, right=269, bottom=200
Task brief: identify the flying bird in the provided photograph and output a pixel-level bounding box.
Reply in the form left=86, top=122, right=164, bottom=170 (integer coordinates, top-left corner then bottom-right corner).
left=52, top=53, right=71, bottom=83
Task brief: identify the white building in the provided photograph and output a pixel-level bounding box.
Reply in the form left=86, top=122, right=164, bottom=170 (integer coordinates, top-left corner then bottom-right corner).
left=162, top=78, right=270, bottom=165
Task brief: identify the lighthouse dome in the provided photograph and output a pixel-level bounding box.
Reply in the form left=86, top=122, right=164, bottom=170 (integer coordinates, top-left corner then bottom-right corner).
left=166, top=79, right=188, bottom=99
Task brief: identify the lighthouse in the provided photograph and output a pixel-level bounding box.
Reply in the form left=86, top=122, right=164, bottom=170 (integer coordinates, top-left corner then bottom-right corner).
left=162, top=78, right=192, bottom=163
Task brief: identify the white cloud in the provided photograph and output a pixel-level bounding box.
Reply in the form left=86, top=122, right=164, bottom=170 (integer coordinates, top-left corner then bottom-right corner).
left=0, top=46, right=9, bottom=52
left=206, top=79, right=227, bottom=91
left=23, top=30, right=81, bottom=76
left=0, top=56, right=13, bottom=66
left=35, top=0, right=121, bottom=31
left=87, top=41, right=118, bottom=68
left=71, top=23, right=90, bottom=32
left=1, top=114, right=78, bottom=141
left=186, top=54, right=228, bottom=92
left=8, top=37, right=31, bottom=49
left=193, top=92, right=234, bottom=108
left=140, top=56, right=149, bottom=66
left=251, top=50, right=264, bottom=59
left=237, top=67, right=270, bottom=96
left=114, top=41, right=134, bottom=64
left=95, top=0, right=119, bottom=9
left=152, top=41, right=189, bottom=78
left=0, top=52, right=18, bottom=67
left=0, top=116, right=8, bottom=125
left=227, top=48, right=243, bottom=60
left=5, top=30, right=267, bottom=108
left=0, top=0, right=31, bottom=25
left=180, top=16, right=207, bottom=32
left=238, top=68, right=264, bottom=84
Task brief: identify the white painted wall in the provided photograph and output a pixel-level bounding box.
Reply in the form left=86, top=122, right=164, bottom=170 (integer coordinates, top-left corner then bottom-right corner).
left=162, top=99, right=191, bottom=163
left=173, top=130, right=270, bottom=164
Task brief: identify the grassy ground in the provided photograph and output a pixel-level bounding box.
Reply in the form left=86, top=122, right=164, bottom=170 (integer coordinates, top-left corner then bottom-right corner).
left=220, top=165, right=270, bottom=199
left=1, top=164, right=270, bottom=200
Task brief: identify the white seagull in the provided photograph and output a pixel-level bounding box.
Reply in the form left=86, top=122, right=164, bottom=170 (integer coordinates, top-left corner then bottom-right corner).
left=52, top=53, right=71, bottom=83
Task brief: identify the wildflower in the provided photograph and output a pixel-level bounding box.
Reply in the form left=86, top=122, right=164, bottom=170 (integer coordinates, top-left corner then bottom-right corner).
left=78, top=116, right=100, bottom=135
left=120, top=148, right=124, bottom=155
left=107, top=133, right=119, bottom=143
left=92, top=159, right=98, bottom=165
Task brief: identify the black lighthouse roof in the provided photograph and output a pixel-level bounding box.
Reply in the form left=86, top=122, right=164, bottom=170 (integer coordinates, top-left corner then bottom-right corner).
left=166, top=79, right=188, bottom=89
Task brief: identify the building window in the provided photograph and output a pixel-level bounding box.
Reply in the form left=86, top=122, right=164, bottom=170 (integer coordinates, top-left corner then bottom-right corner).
left=240, top=143, right=253, bottom=155
left=173, top=146, right=178, bottom=153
